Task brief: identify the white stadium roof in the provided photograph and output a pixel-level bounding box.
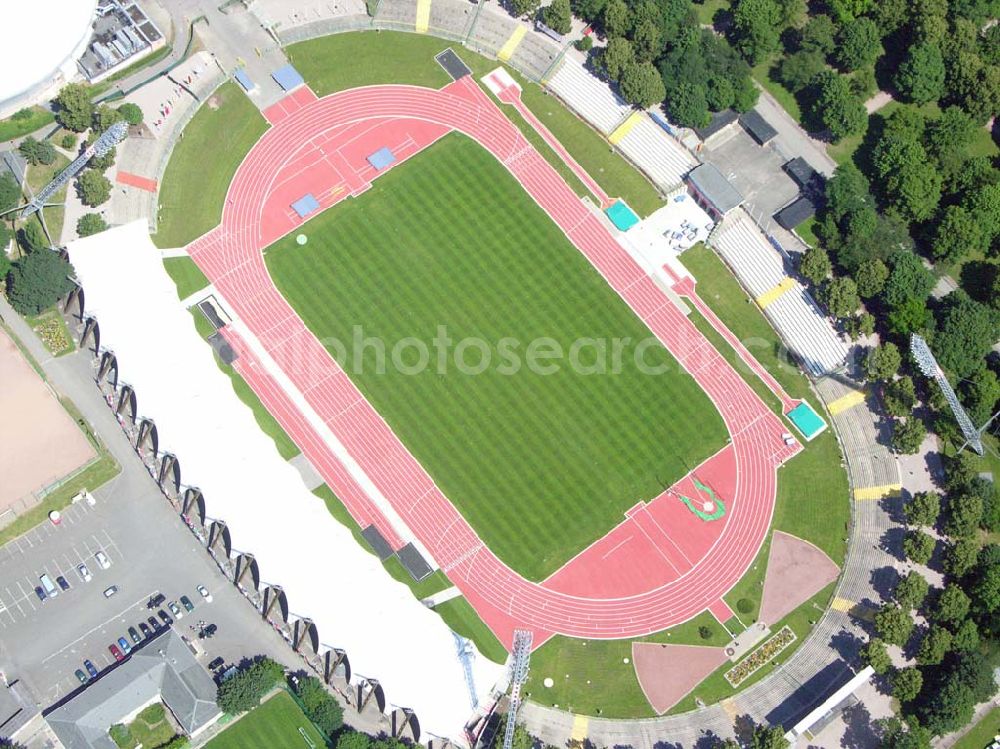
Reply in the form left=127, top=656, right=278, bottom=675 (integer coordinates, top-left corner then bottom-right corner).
left=0, top=0, right=97, bottom=108
left=67, top=222, right=506, bottom=742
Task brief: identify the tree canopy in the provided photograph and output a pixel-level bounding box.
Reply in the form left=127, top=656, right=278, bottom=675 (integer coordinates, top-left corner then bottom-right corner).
left=5, top=248, right=75, bottom=316
left=54, top=83, right=93, bottom=132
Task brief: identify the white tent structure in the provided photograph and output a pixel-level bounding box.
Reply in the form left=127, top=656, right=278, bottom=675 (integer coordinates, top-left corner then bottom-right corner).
left=0, top=0, right=98, bottom=117
left=67, top=221, right=506, bottom=742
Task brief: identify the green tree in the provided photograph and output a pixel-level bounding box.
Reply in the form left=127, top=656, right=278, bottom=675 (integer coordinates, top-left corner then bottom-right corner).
left=862, top=636, right=892, bottom=673
left=944, top=493, right=984, bottom=538
left=934, top=294, right=999, bottom=379
left=903, top=529, right=935, bottom=564
left=891, top=667, right=923, bottom=703
left=336, top=732, right=371, bottom=749
left=601, top=0, right=630, bottom=37
left=821, top=276, right=860, bottom=318
left=663, top=80, right=711, bottom=128
left=799, top=245, right=831, bottom=284
left=916, top=624, right=953, bottom=664
left=893, top=418, right=927, bottom=454
left=961, top=367, right=1000, bottom=426
left=77, top=170, right=111, bottom=208
left=76, top=213, right=108, bottom=237
left=88, top=146, right=116, bottom=173
left=215, top=658, right=284, bottom=715
left=117, top=102, right=143, bottom=126
left=883, top=376, right=916, bottom=418
left=575, top=35, right=593, bottom=52
left=799, top=14, right=836, bottom=54
left=813, top=71, right=868, bottom=141
left=18, top=136, right=56, bottom=166
left=952, top=618, right=980, bottom=651
left=883, top=251, right=933, bottom=309
left=631, top=19, right=662, bottom=62
left=778, top=50, right=827, bottom=92
left=887, top=298, right=931, bottom=336
left=0, top=173, right=20, bottom=216
left=931, top=205, right=985, bottom=263
left=19, top=220, right=47, bottom=252
left=293, top=676, right=344, bottom=737
left=875, top=603, right=914, bottom=646
left=602, top=37, right=635, bottom=80
left=749, top=724, right=788, bottom=749
left=945, top=538, right=981, bottom=577
left=878, top=717, right=932, bottom=749
left=511, top=0, right=540, bottom=18
left=835, top=18, right=882, bottom=72
left=731, top=0, right=781, bottom=65
left=91, top=104, right=124, bottom=134
left=827, top=0, right=872, bottom=23
left=542, top=0, right=572, bottom=34
left=863, top=342, right=902, bottom=381
left=5, top=249, right=75, bottom=315
left=54, top=83, right=93, bottom=132
left=896, top=570, right=931, bottom=610
left=934, top=584, right=971, bottom=624
left=921, top=677, right=977, bottom=735
left=904, top=491, right=940, bottom=527
left=619, top=62, right=666, bottom=107
left=895, top=43, right=946, bottom=104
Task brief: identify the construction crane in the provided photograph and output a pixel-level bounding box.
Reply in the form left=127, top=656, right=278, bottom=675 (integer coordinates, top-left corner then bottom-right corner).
left=501, top=630, right=533, bottom=749
left=910, top=333, right=984, bottom=456
left=453, top=631, right=479, bottom=709
left=20, top=121, right=128, bottom=219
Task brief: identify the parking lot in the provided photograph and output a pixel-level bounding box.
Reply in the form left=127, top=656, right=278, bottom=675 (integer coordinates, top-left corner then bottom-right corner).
left=0, top=421, right=298, bottom=708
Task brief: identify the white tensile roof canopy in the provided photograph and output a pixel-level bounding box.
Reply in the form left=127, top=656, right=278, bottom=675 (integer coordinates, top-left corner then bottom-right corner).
left=67, top=221, right=506, bottom=742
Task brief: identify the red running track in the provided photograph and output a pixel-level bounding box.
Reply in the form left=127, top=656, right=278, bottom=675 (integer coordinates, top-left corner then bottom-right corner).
left=187, top=78, right=800, bottom=647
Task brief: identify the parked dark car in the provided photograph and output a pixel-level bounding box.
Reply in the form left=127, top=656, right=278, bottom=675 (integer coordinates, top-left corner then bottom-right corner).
left=200, top=623, right=217, bottom=638
left=158, top=609, right=173, bottom=627
left=56, top=575, right=71, bottom=591
left=84, top=660, right=98, bottom=679
left=180, top=595, right=194, bottom=613
left=147, top=616, right=160, bottom=631
left=74, top=669, right=89, bottom=684
left=139, top=622, right=151, bottom=639
left=34, top=586, right=46, bottom=603
left=208, top=656, right=225, bottom=671
left=128, top=626, right=141, bottom=645
left=147, top=593, right=166, bottom=609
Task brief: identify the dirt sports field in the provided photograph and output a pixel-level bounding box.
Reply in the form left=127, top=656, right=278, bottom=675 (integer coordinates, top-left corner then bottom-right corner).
left=0, top=329, right=95, bottom=513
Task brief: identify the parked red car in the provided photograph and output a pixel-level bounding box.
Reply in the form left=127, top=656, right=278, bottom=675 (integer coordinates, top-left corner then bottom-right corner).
left=109, top=644, right=125, bottom=662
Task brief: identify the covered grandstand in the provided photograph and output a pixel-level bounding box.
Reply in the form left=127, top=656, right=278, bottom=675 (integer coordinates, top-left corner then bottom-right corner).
left=708, top=210, right=849, bottom=376
left=66, top=221, right=505, bottom=742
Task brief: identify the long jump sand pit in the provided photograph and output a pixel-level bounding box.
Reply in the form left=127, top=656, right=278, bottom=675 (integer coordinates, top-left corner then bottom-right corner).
left=0, top=329, right=95, bottom=514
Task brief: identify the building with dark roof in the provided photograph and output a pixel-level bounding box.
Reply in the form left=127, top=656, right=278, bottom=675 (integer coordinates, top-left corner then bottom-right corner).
left=782, top=157, right=825, bottom=198
left=0, top=675, right=39, bottom=742
left=739, top=109, right=778, bottom=145
left=686, top=163, right=744, bottom=219
left=46, top=629, right=221, bottom=749
left=775, top=196, right=816, bottom=230
left=694, top=109, right=739, bottom=144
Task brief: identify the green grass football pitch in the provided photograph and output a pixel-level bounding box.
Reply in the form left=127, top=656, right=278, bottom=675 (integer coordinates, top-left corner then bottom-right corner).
left=205, top=691, right=325, bottom=749
left=266, top=133, right=727, bottom=580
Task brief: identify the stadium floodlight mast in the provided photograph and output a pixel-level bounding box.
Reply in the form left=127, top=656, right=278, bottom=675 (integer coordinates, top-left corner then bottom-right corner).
left=20, top=121, right=128, bottom=219
left=910, top=333, right=984, bottom=456
left=501, top=629, right=533, bottom=749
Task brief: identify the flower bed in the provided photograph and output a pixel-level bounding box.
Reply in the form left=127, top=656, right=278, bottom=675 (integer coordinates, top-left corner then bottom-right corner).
left=725, top=626, right=796, bottom=687
left=31, top=311, right=73, bottom=356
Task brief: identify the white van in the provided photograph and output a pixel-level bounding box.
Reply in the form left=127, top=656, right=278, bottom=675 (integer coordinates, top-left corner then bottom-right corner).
left=39, top=574, right=58, bottom=598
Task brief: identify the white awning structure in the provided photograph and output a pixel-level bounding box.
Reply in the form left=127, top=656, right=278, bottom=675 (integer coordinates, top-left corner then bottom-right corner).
left=67, top=221, right=505, bottom=742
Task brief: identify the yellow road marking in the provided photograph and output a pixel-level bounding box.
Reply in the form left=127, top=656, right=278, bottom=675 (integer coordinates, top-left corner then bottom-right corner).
left=828, top=389, right=865, bottom=415
left=570, top=715, right=589, bottom=742
left=415, top=0, right=431, bottom=32
left=755, top=276, right=796, bottom=309
left=498, top=26, right=528, bottom=62
left=608, top=111, right=643, bottom=145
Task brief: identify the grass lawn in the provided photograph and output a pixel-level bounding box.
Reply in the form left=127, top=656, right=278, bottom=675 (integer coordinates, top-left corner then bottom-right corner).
left=953, top=706, right=1000, bottom=749
left=266, top=133, right=726, bottom=580
left=694, top=0, right=732, bottom=26
left=286, top=32, right=664, bottom=216
left=524, top=610, right=729, bottom=717
left=433, top=597, right=508, bottom=664
left=0, top=106, right=55, bottom=141
left=163, top=257, right=210, bottom=300
left=155, top=82, right=267, bottom=248
left=205, top=691, right=325, bottom=749
left=751, top=58, right=802, bottom=124
left=24, top=153, right=71, bottom=245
